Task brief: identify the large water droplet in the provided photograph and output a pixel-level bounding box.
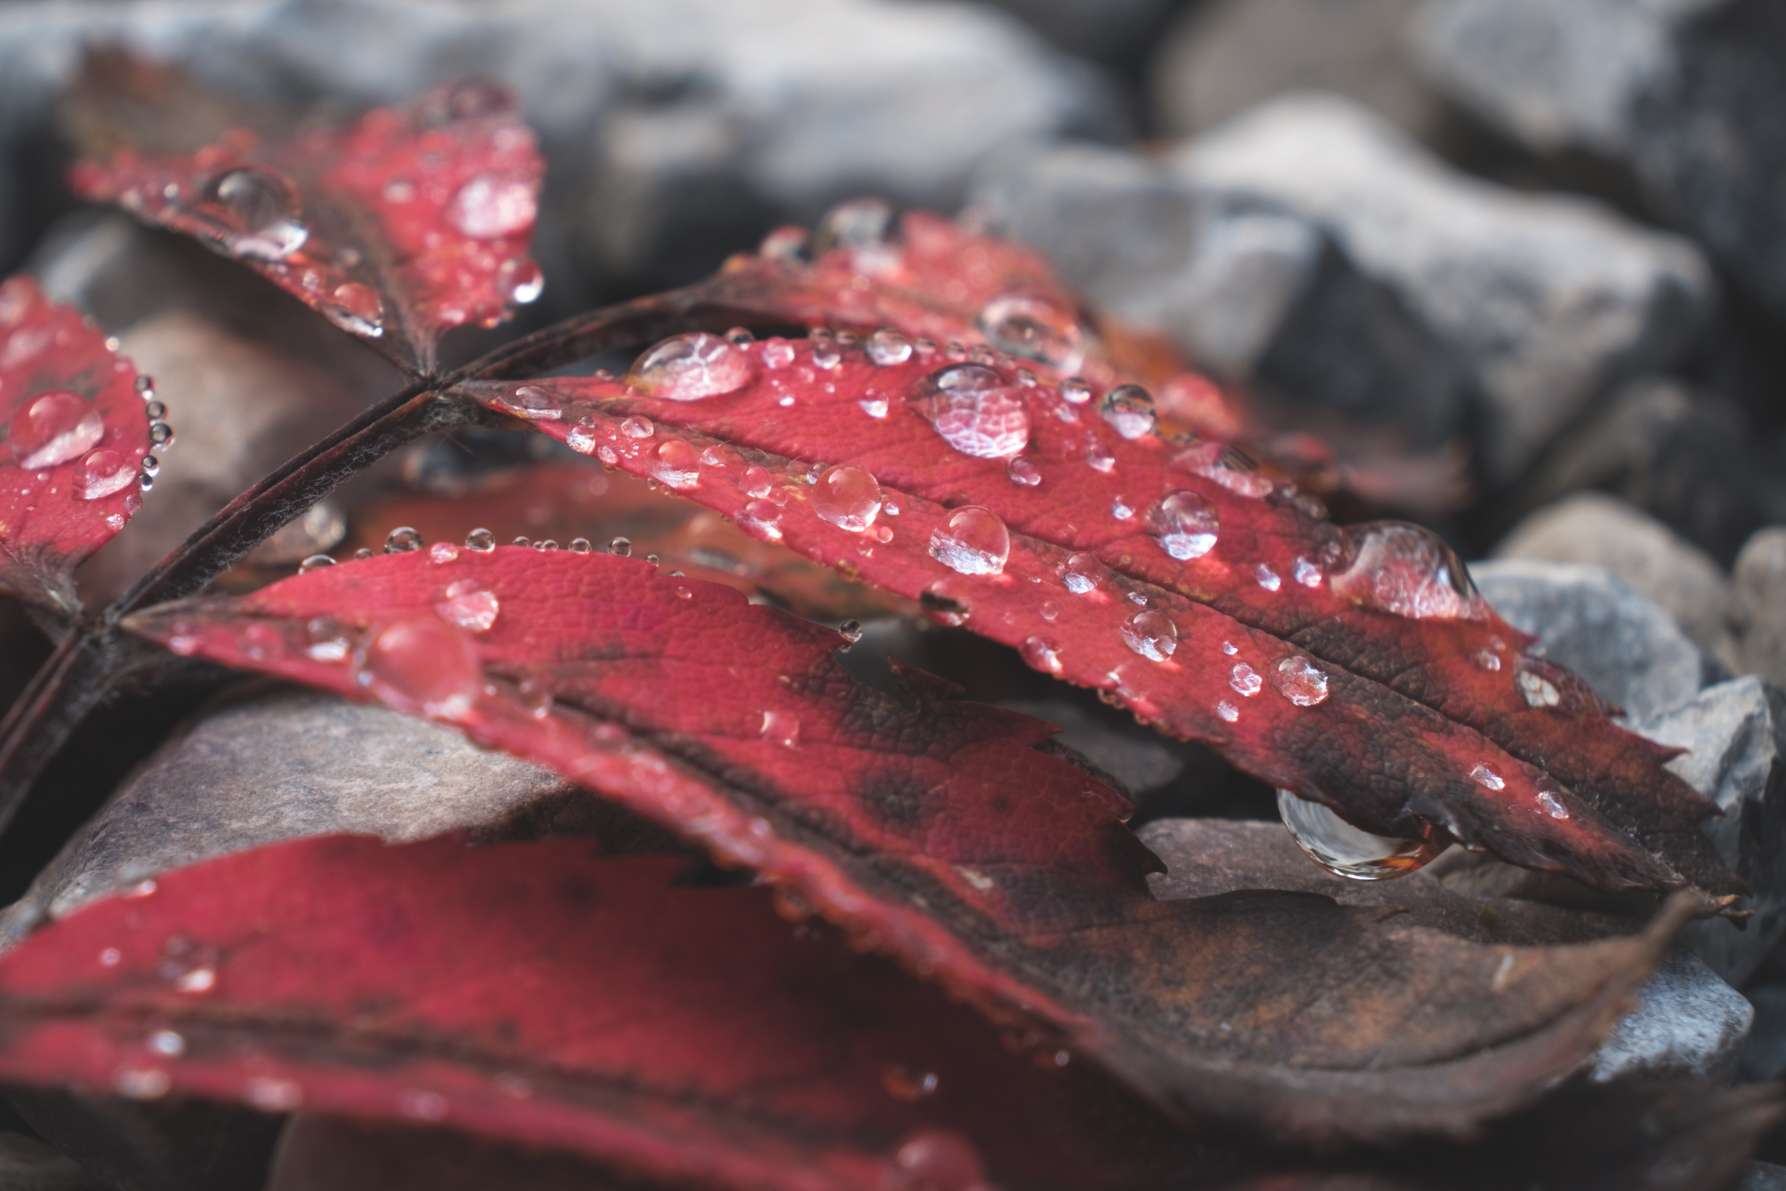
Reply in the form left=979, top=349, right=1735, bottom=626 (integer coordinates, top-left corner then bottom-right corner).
left=1276, top=789, right=1447, bottom=880
left=200, top=168, right=309, bottom=258
left=1272, top=655, right=1330, bottom=706
left=811, top=464, right=882, bottom=532
left=445, top=172, right=537, bottom=239
left=911, top=364, right=1030, bottom=459
left=10, top=391, right=103, bottom=469
left=652, top=439, right=701, bottom=490
left=1121, top=609, right=1178, bottom=662
left=77, top=448, right=135, bottom=500
left=435, top=579, right=501, bottom=634
left=630, top=333, right=755, bottom=400
left=1329, top=522, right=1484, bottom=621
left=1146, top=491, right=1219, bottom=561
left=355, top=618, right=482, bottom=721
left=1099, top=384, right=1156, bottom=439
left=978, top=293, right=1086, bottom=372
left=928, top=506, right=1010, bottom=575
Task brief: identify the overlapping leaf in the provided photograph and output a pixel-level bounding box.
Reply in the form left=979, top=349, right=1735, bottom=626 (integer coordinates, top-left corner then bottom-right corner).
left=0, top=835, right=1195, bottom=1190
left=125, top=550, right=1694, bottom=1139
left=465, top=335, right=1736, bottom=898
left=66, top=53, right=544, bottom=371
left=0, top=276, right=153, bottom=611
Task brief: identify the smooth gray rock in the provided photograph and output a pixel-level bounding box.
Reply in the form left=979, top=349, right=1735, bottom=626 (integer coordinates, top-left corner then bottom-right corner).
left=1495, top=493, right=1735, bottom=664
left=0, top=688, right=596, bottom=951
left=1153, top=0, right=1447, bottom=142
left=983, top=0, right=1180, bottom=68
left=971, top=142, right=1473, bottom=447
left=1735, top=528, right=1786, bottom=690
left=1172, top=95, right=1714, bottom=481
left=1636, top=677, right=1786, bottom=985
left=1742, top=1163, right=1786, bottom=1191
left=0, top=0, right=1123, bottom=295
left=1471, top=560, right=1716, bottom=721
left=1590, top=951, right=1752, bottom=1081
left=1418, top=0, right=1786, bottom=318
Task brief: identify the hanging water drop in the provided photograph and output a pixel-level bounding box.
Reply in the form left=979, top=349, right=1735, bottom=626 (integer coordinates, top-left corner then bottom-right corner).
left=927, top=506, right=1010, bottom=576
left=1276, top=789, right=1448, bottom=880
left=324, top=282, right=384, bottom=337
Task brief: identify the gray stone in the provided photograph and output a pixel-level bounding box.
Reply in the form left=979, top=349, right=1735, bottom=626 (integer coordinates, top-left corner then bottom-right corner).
left=1635, top=677, right=1786, bottom=985
left=0, top=1134, right=102, bottom=1191
left=1495, top=493, right=1735, bottom=665
left=1738, top=981, right=1786, bottom=1082
left=0, top=688, right=594, bottom=951
left=1153, top=0, right=1448, bottom=142
left=1418, top=0, right=1786, bottom=319
left=1735, top=528, right=1786, bottom=690
left=1471, top=559, right=1716, bottom=721
left=971, top=142, right=1474, bottom=448
left=982, top=0, right=1180, bottom=69
left=1742, top=1164, right=1786, bottom=1191
left=1591, top=951, right=1752, bottom=1081
left=1171, top=95, right=1714, bottom=481
left=0, top=0, right=1122, bottom=296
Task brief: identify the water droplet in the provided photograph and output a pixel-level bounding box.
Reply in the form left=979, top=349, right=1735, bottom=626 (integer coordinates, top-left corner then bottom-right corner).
left=114, top=1066, right=172, bottom=1101
left=1330, top=522, right=1484, bottom=621
left=1121, top=609, right=1178, bottom=662
left=1147, top=491, right=1219, bottom=561
left=501, top=258, right=544, bottom=304
left=435, top=579, right=500, bottom=634
left=1059, top=377, right=1093, bottom=405
left=203, top=168, right=308, bottom=258
left=325, top=282, right=383, bottom=337
left=10, top=391, right=102, bottom=469
left=1230, top=663, right=1262, bottom=697
left=738, top=499, right=784, bottom=542
left=1273, top=655, right=1330, bottom=706
left=1111, top=497, right=1134, bottom=521
left=1020, top=635, right=1063, bottom=674
left=928, top=506, right=1010, bottom=575
left=1293, top=557, right=1322, bottom=587
left=77, top=449, right=135, bottom=500
left=762, top=340, right=797, bottom=369
left=867, top=328, right=913, bottom=365
left=811, top=464, right=882, bottom=532
left=445, top=172, right=536, bottom=239
left=516, top=672, right=553, bottom=719
left=609, top=536, right=633, bottom=557
left=911, top=364, right=1030, bottom=459
left=1277, top=789, right=1447, bottom=880
left=1536, top=787, right=1570, bottom=820
left=630, top=332, right=755, bottom=400
left=303, top=616, right=350, bottom=662
left=1006, top=457, right=1042, bottom=487
left=1475, top=648, right=1502, bottom=672
left=813, top=197, right=893, bottom=254
left=429, top=542, right=460, bottom=564
left=1255, top=563, right=1281, bottom=592
left=501, top=384, right=561, bottom=421
left=620, top=416, right=654, bottom=439
left=652, top=439, right=701, bottom=490
left=1470, top=763, right=1505, bottom=791
left=384, top=526, right=423, bottom=553
left=759, top=709, right=800, bottom=748
left=1517, top=667, right=1561, bottom=708
left=355, top=618, right=482, bottom=720
left=246, top=1076, right=303, bottom=1112
left=1216, top=700, right=1240, bottom=723
left=159, top=936, right=218, bottom=994
left=148, top=1030, right=185, bottom=1057
left=887, top=1129, right=986, bottom=1191
left=298, top=554, right=335, bottom=573
left=1172, top=441, right=1274, bottom=497
left=978, top=293, right=1085, bottom=371
left=882, top=1065, right=940, bottom=1102
left=464, top=528, right=496, bottom=552
left=1061, top=553, right=1101, bottom=594
left=1099, top=384, right=1155, bottom=439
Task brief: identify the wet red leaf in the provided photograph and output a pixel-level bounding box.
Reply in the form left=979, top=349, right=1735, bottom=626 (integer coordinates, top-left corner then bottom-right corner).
left=0, top=834, right=1193, bottom=1190
left=124, top=550, right=1695, bottom=1140
left=0, top=276, right=153, bottom=611
left=464, top=338, right=1735, bottom=900
left=66, top=54, right=543, bottom=371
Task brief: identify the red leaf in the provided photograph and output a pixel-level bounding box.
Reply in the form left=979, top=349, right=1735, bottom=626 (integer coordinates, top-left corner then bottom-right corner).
left=0, top=276, right=152, bottom=611
left=66, top=54, right=543, bottom=371
left=125, top=550, right=1696, bottom=1139
left=0, top=834, right=1187, bottom=1190
left=464, top=338, right=1736, bottom=900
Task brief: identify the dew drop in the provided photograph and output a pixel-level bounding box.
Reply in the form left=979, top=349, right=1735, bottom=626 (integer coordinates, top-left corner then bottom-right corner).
left=759, top=709, right=800, bottom=748
left=355, top=618, right=482, bottom=721
left=1276, top=789, right=1447, bottom=880
left=303, top=616, right=350, bottom=662
left=1059, top=377, right=1093, bottom=405
left=1293, top=557, right=1323, bottom=587
left=620, top=416, right=654, bottom=439
left=1171, top=440, right=1274, bottom=497
left=867, top=328, right=913, bottom=365
left=298, top=553, right=335, bottom=574
left=1517, top=667, right=1561, bottom=708
left=911, top=364, right=1030, bottom=459
left=1147, top=491, right=1219, bottom=561
left=1216, top=700, right=1240, bottom=723
left=1121, top=609, right=1178, bottom=662
left=887, top=1129, right=986, bottom=1191
left=1471, top=763, right=1505, bottom=791
left=435, top=579, right=501, bottom=634
left=147, top=1030, right=186, bottom=1057
left=1536, top=788, right=1571, bottom=820
left=77, top=448, right=136, bottom=500
left=1330, top=522, right=1484, bottom=621
left=501, top=258, right=545, bottom=304
left=1006, top=457, right=1041, bottom=487
left=609, top=536, right=633, bottom=557
left=927, top=506, right=1010, bottom=575
left=1061, top=553, right=1101, bottom=595
left=1273, top=655, right=1330, bottom=706
left=738, top=499, right=784, bottom=542
left=203, top=168, right=309, bottom=259
left=762, top=340, right=796, bottom=369
left=10, top=391, right=103, bottom=469
left=812, top=464, right=882, bottom=532
left=1230, top=663, right=1262, bottom=697
left=429, top=542, right=460, bottom=564
left=978, top=292, right=1085, bottom=371
left=384, top=526, right=423, bottom=554
left=464, top=528, right=496, bottom=553
left=882, top=1065, right=940, bottom=1102
left=1020, top=635, right=1063, bottom=675
left=630, top=332, right=755, bottom=400
left=501, top=384, right=562, bottom=421
left=445, top=172, right=537, bottom=239
left=1255, top=563, right=1281, bottom=592
left=1099, top=384, right=1156, bottom=439
left=324, top=282, right=383, bottom=337
left=652, top=439, right=701, bottom=490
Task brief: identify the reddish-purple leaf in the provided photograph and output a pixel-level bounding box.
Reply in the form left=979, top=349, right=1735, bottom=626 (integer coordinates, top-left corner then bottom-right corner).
left=465, top=337, right=1735, bottom=900
left=0, top=276, right=152, bottom=611
left=125, top=550, right=1694, bottom=1139
left=0, top=835, right=1191, bottom=1190
left=67, top=54, right=543, bottom=371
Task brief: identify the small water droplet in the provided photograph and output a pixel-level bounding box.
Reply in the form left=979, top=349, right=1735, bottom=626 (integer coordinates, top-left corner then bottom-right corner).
left=978, top=293, right=1085, bottom=371
left=445, top=172, right=536, bottom=239
left=1216, top=700, right=1240, bottom=723
left=114, top=1066, right=172, bottom=1101
left=1470, top=763, right=1505, bottom=791
left=1061, top=553, right=1101, bottom=594
left=303, top=616, right=350, bottom=662
left=1099, top=384, right=1155, bottom=439
left=811, top=464, right=882, bottom=532
left=1059, top=377, right=1093, bottom=405
left=355, top=618, right=482, bottom=721
left=1277, top=789, right=1447, bottom=880
left=652, top=439, right=701, bottom=490
left=882, top=1065, right=941, bottom=1102
left=911, top=364, right=1030, bottom=459
left=1230, top=663, right=1262, bottom=697
left=1147, top=491, right=1219, bottom=561
left=1293, top=557, right=1322, bottom=587
left=384, top=526, right=423, bottom=553
left=501, top=258, right=544, bottom=304
left=759, top=709, right=800, bottom=748
left=1121, top=609, right=1178, bottom=662
left=429, top=542, right=460, bottom=564
left=1172, top=440, right=1274, bottom=497
left=203, top=168, right=308, bottom=258
left=1255, top=563, right=1281, bottom=592
left=928, top=506, right=1010, bottom=576
left=461, top=528, right=495, bottom=553
left=298, top=553, right=335, bottom=573
left=77, top=448, right=136, bottom=500
left=1273, top=655, right=1329, bottom=706
left=738, top=499, right=784, bottom=542
left=609, top=536, right=633, bottom=557
left=1517, top=667, right=1561, bottom=708
left=620, top=416, right=654, bottom=439
left=10, top=391, right=103, bottom=469
left=1111, top=497, right=1134, bottom=521
left=1475, top=648, right=1502, bottom=672
left=761, top=340, right=797, bottom=369
left=867, top=328, right=913, bottom=365
left=147, top=1030, right=186, bottom=1057
left=887, top=1129, right=986, bottom=1191
left=1536, top=787, right=1571, bottom=820
left=630, top=332, right=755, bottom=400
left=435, top=579, right=501, bottom=634
left=1020, top=635, right=1063, bottom=674
left=324, top=282, right=383, bottom=337
left=1006, top=457, right=1041, bottom=487
left=501, top=384, right=562, bottom=421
